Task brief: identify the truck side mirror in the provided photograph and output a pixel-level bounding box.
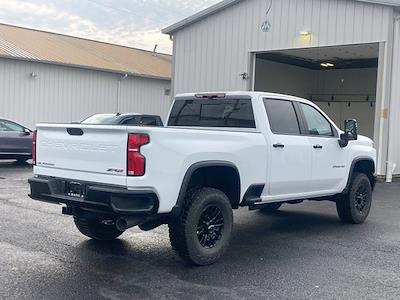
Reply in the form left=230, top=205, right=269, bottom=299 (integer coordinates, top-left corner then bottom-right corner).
left=339, top=119, right=358, bottom=148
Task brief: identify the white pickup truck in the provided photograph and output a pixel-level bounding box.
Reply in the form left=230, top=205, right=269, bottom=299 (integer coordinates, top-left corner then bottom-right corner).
left=29, top=92, right=376, bottom=265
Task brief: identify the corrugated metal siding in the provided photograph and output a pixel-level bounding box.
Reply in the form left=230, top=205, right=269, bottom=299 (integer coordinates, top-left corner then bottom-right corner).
left=173, top=0, right=393, bottom=94
left=0, top=58, right=171, bottom=129
left=120, top=77, right=172, bottom=122
left=388, top=16, right=400, bottom=175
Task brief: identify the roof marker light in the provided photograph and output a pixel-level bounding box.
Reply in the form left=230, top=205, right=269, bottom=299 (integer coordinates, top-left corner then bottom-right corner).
left=195, top=93, right=226, bottom=99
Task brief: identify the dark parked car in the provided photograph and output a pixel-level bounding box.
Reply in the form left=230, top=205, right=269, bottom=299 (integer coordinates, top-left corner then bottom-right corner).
left=80, top=113, right=164, bottom=126
left=0, top=118, right=33, bottom=163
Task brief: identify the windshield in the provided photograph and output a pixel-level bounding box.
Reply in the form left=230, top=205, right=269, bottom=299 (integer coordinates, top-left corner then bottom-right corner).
left=81, top=114, right=120, bottom=125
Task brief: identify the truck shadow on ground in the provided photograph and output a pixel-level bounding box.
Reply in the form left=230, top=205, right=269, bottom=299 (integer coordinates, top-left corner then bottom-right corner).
left=0, top=160, right=32, bottom=171
left=74, top=208, right=346, bottom=266
left=24, top=208, right=368, bottom=299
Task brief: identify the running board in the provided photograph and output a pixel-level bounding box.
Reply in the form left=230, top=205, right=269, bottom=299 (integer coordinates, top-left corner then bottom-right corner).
left=249, top=199, right=305, bottom=210
left=249, top=203, right=270, bottom=211
left=240, top=197, right=262, bottom=207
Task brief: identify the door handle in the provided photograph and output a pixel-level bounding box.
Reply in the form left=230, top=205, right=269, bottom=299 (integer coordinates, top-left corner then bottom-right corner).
left=273, top=143, right=285, bottom=148
left=313, top=144, right=323, bottom=149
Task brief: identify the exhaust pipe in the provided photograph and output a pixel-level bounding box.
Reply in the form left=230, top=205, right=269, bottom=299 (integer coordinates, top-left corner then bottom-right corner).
left=116, top=217, right=144, bottom=231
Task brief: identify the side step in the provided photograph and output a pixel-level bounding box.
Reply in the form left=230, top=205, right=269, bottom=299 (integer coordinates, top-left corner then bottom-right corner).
left=249, top=199, right=305, bottom=210
left=249, top=202, right=270, bottom=211
left=240, top=197, right=262, bottom=207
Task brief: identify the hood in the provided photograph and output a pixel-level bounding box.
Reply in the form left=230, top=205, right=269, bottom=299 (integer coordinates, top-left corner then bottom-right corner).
left=351, top=135, right=374, bottom=147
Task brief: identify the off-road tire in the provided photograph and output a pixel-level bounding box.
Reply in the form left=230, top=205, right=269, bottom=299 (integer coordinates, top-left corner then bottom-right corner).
left=336, top=172, right=372, bottom=224
left=260, top=202, right=282, bottom=212
left=168, top=187, right=233, bottom=266
left=74, top=217, right=124, bottom=240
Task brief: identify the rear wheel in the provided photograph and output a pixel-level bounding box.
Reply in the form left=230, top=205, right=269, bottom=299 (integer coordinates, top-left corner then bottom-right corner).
left=169, top=188, right=233, bottom=266
left=260, top=202, right=282, bottom=212
left=74, top=217, right=124, bottom=240
left=336, top=172, right=372, bottom=224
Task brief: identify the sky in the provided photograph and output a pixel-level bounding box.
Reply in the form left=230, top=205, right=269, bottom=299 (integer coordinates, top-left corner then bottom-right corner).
left=0, top=0, right=220, bottom=54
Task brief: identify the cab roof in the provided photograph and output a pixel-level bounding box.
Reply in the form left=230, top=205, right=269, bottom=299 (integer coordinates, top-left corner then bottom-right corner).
left=175, top=91, right=315, bottom=105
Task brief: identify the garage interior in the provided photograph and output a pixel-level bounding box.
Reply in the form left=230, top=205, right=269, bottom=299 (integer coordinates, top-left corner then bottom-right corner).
left=254, top=43, right=379, bottom=139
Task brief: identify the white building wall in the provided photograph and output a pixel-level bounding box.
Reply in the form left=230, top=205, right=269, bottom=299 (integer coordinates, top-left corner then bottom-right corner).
left=254, top=59, right=315, bottom=98
left=173, top=0, right=393, bottom=94
left=171, top=0, right=397, bottom=177
left=387, top=15, right=400, bottom=177
left=255, top=59, right=377, bottom=138
left=0, top=58, right=171, bottom=129
left=120, top=76, right=172, bottom=122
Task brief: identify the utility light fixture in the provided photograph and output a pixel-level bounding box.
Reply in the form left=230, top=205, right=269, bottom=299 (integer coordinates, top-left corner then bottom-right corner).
left=320, top=62, right=335, bottom=68
left=299, top=30, right=311, bottom=36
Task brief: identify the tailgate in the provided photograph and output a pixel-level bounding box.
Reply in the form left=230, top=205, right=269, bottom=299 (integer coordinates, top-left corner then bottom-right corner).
left=35, top=124, right=128, bottom=180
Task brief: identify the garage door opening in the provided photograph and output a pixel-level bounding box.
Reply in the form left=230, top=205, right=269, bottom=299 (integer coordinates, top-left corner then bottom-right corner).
left=254, top=43, right=379, bottom=139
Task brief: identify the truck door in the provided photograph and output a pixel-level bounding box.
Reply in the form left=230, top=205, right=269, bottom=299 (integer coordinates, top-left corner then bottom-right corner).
left=296, top=102, right=348, bottom=193
left=263, top=99, right=313, bottom=198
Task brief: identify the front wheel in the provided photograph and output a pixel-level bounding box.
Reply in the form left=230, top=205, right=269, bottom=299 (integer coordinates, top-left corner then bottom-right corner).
left=169, top=188, right=233, bottom=266
left=336, top=172, right=372, bottom=224
left=74, top=217, right=124, bottom=240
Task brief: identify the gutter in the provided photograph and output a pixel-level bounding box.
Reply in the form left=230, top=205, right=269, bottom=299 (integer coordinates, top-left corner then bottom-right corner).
left=0, top=55, right=172, bottom=82
left=385, top=13, right=400, bottom=182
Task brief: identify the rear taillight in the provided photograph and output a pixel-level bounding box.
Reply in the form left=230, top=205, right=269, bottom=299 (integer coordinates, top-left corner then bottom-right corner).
left=32, top=130, right=37, bottom=165
left=127, top=134, right=149, bottom=176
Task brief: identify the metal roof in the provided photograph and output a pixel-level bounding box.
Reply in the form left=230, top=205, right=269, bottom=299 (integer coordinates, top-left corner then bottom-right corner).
left=0, top=23, right=171, bottom=80
left=162, top=0, right=400, bottom=34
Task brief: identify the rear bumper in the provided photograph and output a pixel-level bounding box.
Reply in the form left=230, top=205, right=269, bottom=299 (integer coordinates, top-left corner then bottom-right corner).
left=28, top=176, right=159, bottom=216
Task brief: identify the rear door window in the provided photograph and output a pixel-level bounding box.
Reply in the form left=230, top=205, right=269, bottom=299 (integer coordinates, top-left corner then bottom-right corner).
left=139, top=116, right=159, bottom=126
left=122, top=117, right=139, bottom=126
left=123, top=116, right=160, bottom=126
left=168, top=98, right=255, bottom=128
left=263, top=99, right=300, bottom=135
left=81, top=114, right=119, bottom=125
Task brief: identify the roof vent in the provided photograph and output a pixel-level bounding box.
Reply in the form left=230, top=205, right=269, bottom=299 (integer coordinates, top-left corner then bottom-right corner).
left=152, top=44, right=158, bottom=56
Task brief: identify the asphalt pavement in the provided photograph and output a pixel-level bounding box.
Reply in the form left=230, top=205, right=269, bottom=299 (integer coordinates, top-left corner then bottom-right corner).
left=1, top=161, right=399, bottom=300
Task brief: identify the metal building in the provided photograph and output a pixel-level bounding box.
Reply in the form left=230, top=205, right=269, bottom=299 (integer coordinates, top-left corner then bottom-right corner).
left=0, top=23, right=172, bottom=129
left=163, top=0, right=400, bottom=180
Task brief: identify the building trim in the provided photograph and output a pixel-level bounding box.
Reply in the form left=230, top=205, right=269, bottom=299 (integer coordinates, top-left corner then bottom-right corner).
left=162, top=0, right=241, bottom=34
left=162, top=0, right=400, bottom=35
left=0, top=55, right=171, bottom=81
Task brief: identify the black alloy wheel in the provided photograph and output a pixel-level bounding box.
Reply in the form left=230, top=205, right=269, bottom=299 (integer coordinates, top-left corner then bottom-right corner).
left=197, top=205, right=225, bottom=248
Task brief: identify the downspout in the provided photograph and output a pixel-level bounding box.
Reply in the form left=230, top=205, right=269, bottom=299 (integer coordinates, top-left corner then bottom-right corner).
left=170, top=34, right=175, bottom=107
left=386, top=14, right=400, bottom=183
left=117, top=74, right=128, bottom=113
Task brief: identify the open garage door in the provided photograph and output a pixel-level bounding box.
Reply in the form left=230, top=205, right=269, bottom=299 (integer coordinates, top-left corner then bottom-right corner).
left=254, top=43, right=379, bottom=139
